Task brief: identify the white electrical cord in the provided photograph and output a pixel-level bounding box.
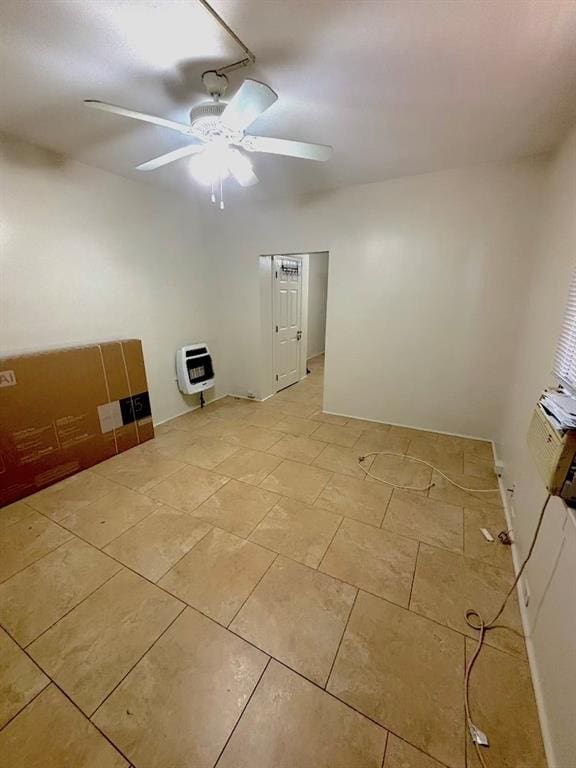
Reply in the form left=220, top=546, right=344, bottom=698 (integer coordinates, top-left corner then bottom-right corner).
left=357, top=451, right=502, bottom=494
left=359, top=450, right=551, bottom=768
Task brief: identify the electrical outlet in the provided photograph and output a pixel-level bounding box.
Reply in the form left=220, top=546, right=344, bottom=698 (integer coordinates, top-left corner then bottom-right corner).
left=521, top=578, right=530, bottom=608
left=506, top=483, right=517, bottom=519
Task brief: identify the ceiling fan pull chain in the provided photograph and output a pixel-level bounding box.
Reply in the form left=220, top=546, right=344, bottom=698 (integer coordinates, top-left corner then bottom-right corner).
left=219, top=173, right=224, bottom=210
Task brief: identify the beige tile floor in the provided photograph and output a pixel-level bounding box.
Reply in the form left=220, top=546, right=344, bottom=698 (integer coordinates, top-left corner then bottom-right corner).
left=0, top=354, right=548, bottom=768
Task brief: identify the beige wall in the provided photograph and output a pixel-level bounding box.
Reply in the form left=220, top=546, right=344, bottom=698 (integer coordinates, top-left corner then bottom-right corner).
left=2, top=127, right=573, bottom=763
left=497, top=126, right=576, bottom=768
left=306, top=251, right=329, bottom=360
left=211, top=158, right=545, bottom=438
left=0, top=133, right=222, bottom=425
left=212, top=153, right=576, bottom=763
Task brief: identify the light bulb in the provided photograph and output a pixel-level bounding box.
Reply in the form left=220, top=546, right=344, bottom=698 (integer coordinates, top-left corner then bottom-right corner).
left=227, top=149, right=256, bottom=187
left=189, top=143, right=230, bottom=186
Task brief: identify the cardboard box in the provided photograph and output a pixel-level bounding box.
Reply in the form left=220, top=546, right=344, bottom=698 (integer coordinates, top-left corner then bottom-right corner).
left=0, top=339, right=154, bottom=506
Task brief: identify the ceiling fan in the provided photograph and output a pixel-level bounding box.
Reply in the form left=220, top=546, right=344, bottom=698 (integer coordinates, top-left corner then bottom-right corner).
left=85, top=71, right=333, bottom=206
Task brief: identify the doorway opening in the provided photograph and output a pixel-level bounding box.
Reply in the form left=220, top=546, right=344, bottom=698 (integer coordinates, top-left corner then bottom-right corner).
left=259, top=251, right=329, bottom=398
left=273, top=255, right=303, bottom=391
left=305, top=250, right=329, bottom=368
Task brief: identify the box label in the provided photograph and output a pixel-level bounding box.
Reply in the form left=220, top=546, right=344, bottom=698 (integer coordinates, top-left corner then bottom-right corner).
left=119, top=391, right=152, bottom=425
left=0, top=370, right=16, bottom=388
left=98, top=401, right=124, bottom=434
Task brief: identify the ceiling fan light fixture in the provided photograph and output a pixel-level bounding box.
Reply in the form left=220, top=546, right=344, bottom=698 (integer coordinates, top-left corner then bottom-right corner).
left=226, top=148, right=257, bottom=187
left=85, top=68, right=333, bottom=209
left=188, top=143, right=230, bottom=186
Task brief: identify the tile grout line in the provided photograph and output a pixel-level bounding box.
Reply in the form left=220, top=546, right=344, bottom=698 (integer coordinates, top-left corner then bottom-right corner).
left=20, top=522, right=455, bottom=700
left=316, top=514, right=344, bottom=573
left=227, top=528, right=525, bottom=656
left=253, top=659, right=456, bottom=768
left=0, top=674, right=132, bottom=767
left=226, top=552, right=279, bottom=629
left=15, top=496, right=220, bottom=592
left=313, top=468, right=335, bottom=503
left=89, top=602, right=187, bottom=721
left=210, top=446, right=284, bottom=487
left=265, top=436, right=330, bottom=466
left=169, top=524, right=527, bottom=660
left=3, top=584, right=184, bottom=756
left=92, top=459, right=186, bottom=496
left=380, top=728, right=390, bottom=768
left=20, top=565, right=123, bottom=651
left=35, top=458, right=485, bottom=559
left=3, top=377, right=513, bottom=763
left=212, top=656, right=272, bottom=767
left=0, top=537, right=184, bottom=654
left=407, top=541, right=420, bottom=609
left=136, top=479, right=231, bottom=521
left=49, top=679, right=134, bottom=764
left=57, top=493, right=168, bottom=551
left=0, top=528, right=75, bottom=587
left=461, top=504, right=466, bottom=554
left=392, top=732, right=457, bottom=768
left=378, top=486, right=395, bottom=529
left=323, top=587, right=359, bottom=692
left=153, top=521, right=217, bottom=583
left=19, top=498, right=218, bottom=588
left=6, top=499, right=524, bottom=663
left=0, top=676, right=51, bottom=734
left=7, top=511, right=386, bottom=665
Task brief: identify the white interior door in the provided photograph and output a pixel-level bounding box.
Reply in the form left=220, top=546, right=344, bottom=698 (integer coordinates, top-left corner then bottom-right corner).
left=273, top=255, right=303, bottom=391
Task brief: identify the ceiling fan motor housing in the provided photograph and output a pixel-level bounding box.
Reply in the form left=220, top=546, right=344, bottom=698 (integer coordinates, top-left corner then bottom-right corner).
left=189, top=101, right=245, bottom=144
left=189, top=102, right=229, bottom=140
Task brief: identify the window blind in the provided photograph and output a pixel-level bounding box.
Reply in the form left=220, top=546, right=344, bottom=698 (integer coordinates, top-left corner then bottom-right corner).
left=553, top=269, right=576, bottom=389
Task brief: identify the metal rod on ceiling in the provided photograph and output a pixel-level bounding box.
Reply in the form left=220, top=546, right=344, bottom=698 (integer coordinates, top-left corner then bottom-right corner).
left=196, top=0, right=256, bottom=75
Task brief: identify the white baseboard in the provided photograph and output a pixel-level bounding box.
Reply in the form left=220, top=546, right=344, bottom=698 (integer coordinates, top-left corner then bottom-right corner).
left=226, top=392, right=277, bottom=403
left=155, top=388, right=555, bottom=763
left=322, top=408, right=496, bottom=450
left=498, top=475, right=556, bottom=768
left=258, top=392, right=276, bottom=401
left=153, top=392, right=228, bottom=428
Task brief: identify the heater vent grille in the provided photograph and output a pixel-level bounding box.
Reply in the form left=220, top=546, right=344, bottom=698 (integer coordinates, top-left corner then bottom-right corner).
left=528, top=405, right=576, bottom=495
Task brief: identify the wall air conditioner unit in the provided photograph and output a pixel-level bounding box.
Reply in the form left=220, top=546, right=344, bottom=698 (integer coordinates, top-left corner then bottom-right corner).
left=527, top=403, right=576, bottom=502
left=176, top=344, right=214, bottom=399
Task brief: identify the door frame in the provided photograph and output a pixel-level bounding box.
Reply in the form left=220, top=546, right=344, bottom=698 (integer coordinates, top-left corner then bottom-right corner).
left=272, top=255, right=305, bottom=393
left=258, top=253, right=310, bottom=399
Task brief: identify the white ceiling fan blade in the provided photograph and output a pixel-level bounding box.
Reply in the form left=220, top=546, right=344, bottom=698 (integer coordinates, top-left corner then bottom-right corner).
left=227, top=149, right=259, bottom=187
left=220, top=79, right=278, bottom=132
left=136, top=144, right=205, bottom=171
left=84, top=100, right=195, bottom=136
left=241, top=135, right=333, bottom=161
left=230, top=164, right=259, bottom=187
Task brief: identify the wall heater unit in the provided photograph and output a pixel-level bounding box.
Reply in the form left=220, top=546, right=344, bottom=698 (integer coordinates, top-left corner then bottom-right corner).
left=528, top=404, right=576, bottom=502
left=176, top=344, right=214, bottom=398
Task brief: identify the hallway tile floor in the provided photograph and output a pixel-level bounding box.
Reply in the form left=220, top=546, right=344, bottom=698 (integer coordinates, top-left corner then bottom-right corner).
left=0, top=355, right=547, bottom=768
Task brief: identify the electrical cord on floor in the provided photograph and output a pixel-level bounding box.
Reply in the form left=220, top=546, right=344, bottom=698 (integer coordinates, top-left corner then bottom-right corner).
left=463, top=493, right=552, bottom=768
left=357, top=451, right=551, bottom=766
left=357, top=451, right=502, bottom=493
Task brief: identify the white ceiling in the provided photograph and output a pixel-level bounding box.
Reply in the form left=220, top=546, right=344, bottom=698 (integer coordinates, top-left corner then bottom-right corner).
left=1, top=0, right=576, bottom=201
